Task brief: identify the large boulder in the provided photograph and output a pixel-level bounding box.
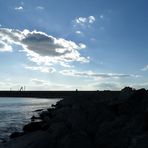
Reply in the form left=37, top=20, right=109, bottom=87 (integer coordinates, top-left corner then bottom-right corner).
left=10, top=132, right=24, bottom=139
left=23, top=122, right=43, bottom=132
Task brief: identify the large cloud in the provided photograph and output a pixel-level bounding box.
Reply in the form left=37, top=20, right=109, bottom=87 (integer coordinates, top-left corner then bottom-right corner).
left=0, top=28, right=88, bottom=66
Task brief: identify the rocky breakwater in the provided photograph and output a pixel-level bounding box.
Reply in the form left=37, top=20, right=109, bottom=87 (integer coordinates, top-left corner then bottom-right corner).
left=2, top=88, right=148, bottom=148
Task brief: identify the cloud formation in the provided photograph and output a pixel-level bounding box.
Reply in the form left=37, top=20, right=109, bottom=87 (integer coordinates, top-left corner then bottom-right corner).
left=15, top=6, right=23, bottom=10
left=75, top=31, right=83, bottom=35
left=91, top=82, right=123, bottom=90
left=29, top=78, right=75, bottom=90
left=73, top=16, right=96, bottom=27
left=0, top=28, right=88, bottom=66
left=131, top=82, right=148, bottom=89
left=25, top=65, right=56, bottom=73
left=31, top=78, right=49, bottom=86
left=60, top=70, right=139, bottom=80
left=36, top=6, right=45, bottom=10
left=141, top=65, right=148, bottom=71
left=0, top=41, right=12, bottom=52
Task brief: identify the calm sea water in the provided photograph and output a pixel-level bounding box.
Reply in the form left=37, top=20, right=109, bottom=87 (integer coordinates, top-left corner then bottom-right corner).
left=0, top=97, right=60, bottom=141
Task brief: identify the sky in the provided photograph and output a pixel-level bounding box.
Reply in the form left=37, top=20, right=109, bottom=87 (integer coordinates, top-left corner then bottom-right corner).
left=0, top=0, right=148, bottom=90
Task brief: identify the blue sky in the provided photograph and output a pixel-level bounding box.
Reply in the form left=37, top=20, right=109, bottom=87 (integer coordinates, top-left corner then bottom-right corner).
left=0, top=0, right=148, bottom=90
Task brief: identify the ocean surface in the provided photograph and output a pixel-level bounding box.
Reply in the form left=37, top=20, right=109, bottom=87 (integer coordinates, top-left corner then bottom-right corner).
left=0, top=97, right=60, bottom=142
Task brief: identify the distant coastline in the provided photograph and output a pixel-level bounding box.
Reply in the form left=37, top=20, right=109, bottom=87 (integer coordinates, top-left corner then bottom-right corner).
left=0, top=90, right=120, bottom=98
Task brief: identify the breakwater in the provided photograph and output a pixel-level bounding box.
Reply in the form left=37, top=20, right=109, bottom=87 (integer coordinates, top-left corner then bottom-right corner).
left=0, top=90, right=120, bottom=98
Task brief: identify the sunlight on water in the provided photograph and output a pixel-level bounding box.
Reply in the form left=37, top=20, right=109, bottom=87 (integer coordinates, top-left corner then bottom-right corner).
left=0, top=97, right=60, bottom=141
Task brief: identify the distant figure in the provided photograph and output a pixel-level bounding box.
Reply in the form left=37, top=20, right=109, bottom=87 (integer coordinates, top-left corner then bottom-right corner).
left=20, top=86, right=23, bottom=91
left=76, top=89, right=78, bottom=92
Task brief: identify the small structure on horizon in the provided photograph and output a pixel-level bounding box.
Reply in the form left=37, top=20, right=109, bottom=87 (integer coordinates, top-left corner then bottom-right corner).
left=20, top=87, right=23, bottom=91
left=19, top=86, right=26, bottom=91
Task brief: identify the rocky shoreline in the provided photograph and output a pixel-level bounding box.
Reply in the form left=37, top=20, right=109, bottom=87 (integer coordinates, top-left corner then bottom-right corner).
left=1, top=87, right=148, bottom=148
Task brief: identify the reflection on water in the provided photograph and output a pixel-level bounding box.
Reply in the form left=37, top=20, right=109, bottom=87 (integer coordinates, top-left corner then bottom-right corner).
left=0, top=97, right=60, bottom=141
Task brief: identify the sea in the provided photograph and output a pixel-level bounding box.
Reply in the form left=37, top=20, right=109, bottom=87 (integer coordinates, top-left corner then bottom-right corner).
left=0, top=97, right=60, bottom=142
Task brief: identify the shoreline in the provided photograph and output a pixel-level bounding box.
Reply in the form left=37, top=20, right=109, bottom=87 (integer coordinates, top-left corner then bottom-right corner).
left=1, top=88, right=148, bottom=147
left=0, top=97, right=60, bottom=144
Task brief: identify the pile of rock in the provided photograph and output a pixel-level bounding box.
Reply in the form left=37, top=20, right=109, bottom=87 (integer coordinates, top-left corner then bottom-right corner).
left=6, top=88, right=148, bottom=147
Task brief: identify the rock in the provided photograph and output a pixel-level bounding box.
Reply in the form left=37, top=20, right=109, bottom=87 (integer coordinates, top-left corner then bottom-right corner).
left=33, top=109, right=43, bottom=112
left=51, top=104, right=56, bottom=108
left=41, top=123, right=49, bottom=131
left=48, top=122, right=70, bottom=140
left=42, top=116, right=50, bottom=124
left=121, top=87, right=134, bottom=92
left=119, top=86, right=135, bottom=101
left=40, top=111, right=51, bottom=119
left=0, top=138, right=7, bottom=143
left=23, top=122, right=43, bottom=132
left=58, top=131, right=93, bottom=148
left=5, top=88, right=148, bottom=148
left=10, top=132, right=24, bottom=139
left=31, top=115, right=41, bottom=121
left=144, top=111, right=148, bottom=131
left=51, top=106, right=71, bottom=123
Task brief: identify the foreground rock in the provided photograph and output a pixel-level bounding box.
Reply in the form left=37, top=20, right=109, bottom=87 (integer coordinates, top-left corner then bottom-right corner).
left=2, top=88, right=148, bottom=148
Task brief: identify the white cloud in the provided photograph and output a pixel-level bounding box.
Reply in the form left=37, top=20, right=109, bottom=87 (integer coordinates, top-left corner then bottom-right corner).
left=31, top=80, right=125, bottom=91
left=76, top=17, right=87, bottom=24
left=15, top=6, right=23, bottom=10
left=74, top=16, right=96, bottom=27
left=131, top=82, right=148, bottom=89
left=90, top=38, right=96, bottom=42
left=76, top=30, right=82, bottom=34
left=29, top=78, right=74, bottom=90
left=0, top=41, right=12, bottom=52
left=141, top=65, right=148, bottom=71
left=75, top=31, right=84, bottom=36
left=31, top=78, right=49, bottom=86
left=0, top=28, right=89, bottom=67
left=60, top=70, right=139, bottom=80
left=79, top=43, right=86, bottom=49
left=36, top=6, right=45, bottom=10
left=91, top=82, right=123, bottom=90
left=25, top=66, right=56, bottom=73
left=88, top=16, right=96, bottom=23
